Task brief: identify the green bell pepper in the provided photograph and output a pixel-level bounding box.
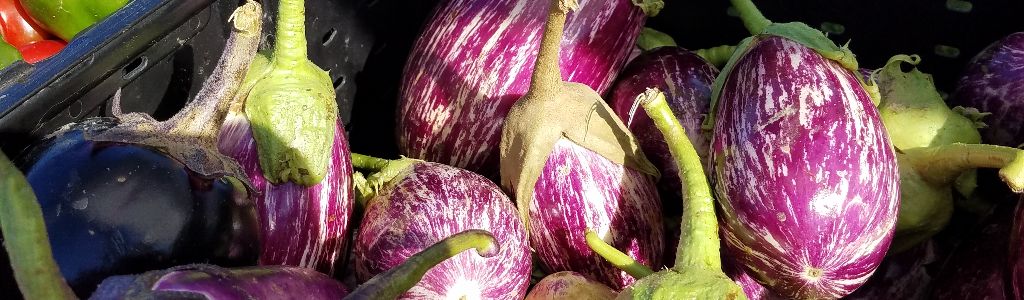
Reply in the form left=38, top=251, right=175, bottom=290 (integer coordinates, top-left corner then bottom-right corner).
left=18, top=0, right=130, bottom=41
left=1, top=39, right=22, bottom=69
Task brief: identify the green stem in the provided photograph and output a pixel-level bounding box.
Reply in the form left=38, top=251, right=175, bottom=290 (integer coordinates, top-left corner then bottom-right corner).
left=638, top=88, right=723, bottom=272
left=352, top=171, right=373, bottom=210
left=636, top=27, right=677, bottom=51
left=528, top=0, right=574, bottom=97
left=274, top=0, right=308, bottom=68
left=344, top=230, right=499, bottom=300
left=0, top=152, right=78, bottom=299
left=585, top=230, right=654, bottom=279
left=903, top=143, right=1024, bottom=191
left=351, top=153, right=391, bottom=172
left=694, top=45, right=737, bottom=69
left=730, top=0, right=772, bottom=34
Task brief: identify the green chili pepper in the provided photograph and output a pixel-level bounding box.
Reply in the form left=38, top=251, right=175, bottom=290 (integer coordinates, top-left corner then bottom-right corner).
left=1, top=38, right=22, bottom=69
left=18, top=0, right=129, bottom=41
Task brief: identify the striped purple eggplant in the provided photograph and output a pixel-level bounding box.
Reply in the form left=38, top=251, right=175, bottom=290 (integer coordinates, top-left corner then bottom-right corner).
left=609, top=47, right=718, bottom=216
left=951, top=32, right=1024, bottom=147
left=711, top=35, right=900, bottom=298
left=1012, top=199, right=1024, bottom=299
left=353, top=161, right=530, bottom=299
left=528, top=139, right=663, bottom=290
left=397, top=0, right=650, bottom=177
left=218, top=114, right=354, bottom=277
left=89, top=264, right=349, bottom=299
left=723, top=258, right=778, bottom=300
left=525, top=271, right=617, bottom=300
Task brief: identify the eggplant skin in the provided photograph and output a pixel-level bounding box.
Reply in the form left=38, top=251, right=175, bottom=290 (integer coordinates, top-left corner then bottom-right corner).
left=353, top=162, right=531, bottom=299
left=10, top=118, right=260, bottom=297
left=397, top=0, right=645, bottom=177
left=525, top=271, right=617, bottom=300
left=1012, top=200, right=1024, bottom=299
left=711, top=36, right=900, bottom=299
left=89, top=264, right=348, bottom=300
left=609, top=47, right=718, bottom=216
left=529, top=139, right=663, bottom=290
left=951, top=32, right=1024, bottom=147
left=218, top=115, right=354, bottom=277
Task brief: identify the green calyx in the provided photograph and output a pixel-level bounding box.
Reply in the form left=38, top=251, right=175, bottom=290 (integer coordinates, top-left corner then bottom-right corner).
left=0, top=152, right=78, bottom=299
left=632, top=0, right=665, bottom=17
left=706, top=0, right=872, bottom=131
left=873, top=54, right=982, bottom=149
left=693, top=45, right=737, bottom=69
left=20, top=0, right=129, bottom=41
left=350, top=153, right=421, bottom=204
left=343, top=230, right=499, bottom=300
left=242, top=0, right=339, bottom=187
left=617, top=269, right=745, bottom=300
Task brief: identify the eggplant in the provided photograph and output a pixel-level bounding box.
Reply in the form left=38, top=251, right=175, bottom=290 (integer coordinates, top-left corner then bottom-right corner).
left=89, top=264, right=350, bottom=300
left=3, top=3, right=264, bottom=297
left=709, top=1, right=900, bottom=298
left=1012, top=199, right=1024, bottom=300
left=216, top=0, right=354, bottom=276
left=89, top=230, right=499, bottom=300
left=608, top=47, right=718, bottom=217
left=498, top=0, right=663, bottom=290
left=351, top=155, right=531, bottom=299
left=931, top=196, right=1017, bottom=299
left=723, top=259, right=777, bottom=300
left=525, top=271, right=617, bottom=300
left=397, top=0, right=659, bottom=177
left=951, top=32, right=1024, bottom=148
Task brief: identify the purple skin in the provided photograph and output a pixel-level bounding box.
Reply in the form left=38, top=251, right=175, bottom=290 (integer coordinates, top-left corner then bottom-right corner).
left=397, top=0, right=647, bottom=178
left=89, top=264, right=348, bottom=300
left=951, top=32, right=1024, bottom=147
left=218, top=115, right=354, bottom=277
left=1012, top=199, right=1024, bottom=299
left=608, top=47, right=718, bottom=214
left=353, top=162, right=531, bottom=299
left=723, top=257, right=779, bottom=300
left=529, top=139, right=663, bottom=290
left=525, top=271, right=616, bottom=300
left=711, top=36, right=900, bottom=298
left=931, top=198, right=1016, bottom=299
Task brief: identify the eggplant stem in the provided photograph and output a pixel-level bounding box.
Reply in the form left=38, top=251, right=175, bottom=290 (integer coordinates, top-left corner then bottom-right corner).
left=638, top=88, right=724, bottom=272
left=0, top=151, right=78, bottom=300
left=905, top=143, right=1024, bottom=191
left=730, top=0, right=772, bottom=35
left=351, top=153, right=391, bottom=172
left=273, top=0, right=308, bottom=68
left=585, top=230, right=655, bottom=279
left=694, top=45, right=737, bottom=69
left=527, top=0, right=573, bottom=97
left=343, top=230, right=499, bottom=300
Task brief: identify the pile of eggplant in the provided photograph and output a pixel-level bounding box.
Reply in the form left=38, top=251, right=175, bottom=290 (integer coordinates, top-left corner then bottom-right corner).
left=2, top=0, right=1024, bottom=299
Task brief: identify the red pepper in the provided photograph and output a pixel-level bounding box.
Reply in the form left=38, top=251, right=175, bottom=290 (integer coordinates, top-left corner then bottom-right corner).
left=16, top=38, right=62, bottom=63
left=0, top=0, right=61, bottom=63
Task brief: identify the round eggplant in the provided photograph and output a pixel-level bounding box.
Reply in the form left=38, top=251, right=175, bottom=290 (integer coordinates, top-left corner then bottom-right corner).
left=951, top=32, right=1024, bottom=148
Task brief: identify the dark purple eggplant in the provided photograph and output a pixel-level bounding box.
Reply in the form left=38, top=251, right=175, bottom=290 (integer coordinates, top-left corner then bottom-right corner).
left=89, top=264, right=349, bottom=300
left=951, top=32, right=1024, bottom=148
left=397, top=0, right=659, bottom=177
left=216, top=0, right=354, bottom=275
left=931, top=196, right=1017, bottom=299
left=608, top=47, right=718, bottom=217
left=4, top=3, right=265, bottom=297
left=709, top=0, right=900, bottom=298
left=1012, top=199, right=1024, bottom=299
left=351, top=155, right=531, bottom=299
left=498, top=0, right=663, bottom=290
left=525, top=271, right=617, bottom=300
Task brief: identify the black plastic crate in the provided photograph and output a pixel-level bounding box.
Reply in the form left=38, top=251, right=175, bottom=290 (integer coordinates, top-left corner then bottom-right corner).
left=0, top=0, right=373, bottom=157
